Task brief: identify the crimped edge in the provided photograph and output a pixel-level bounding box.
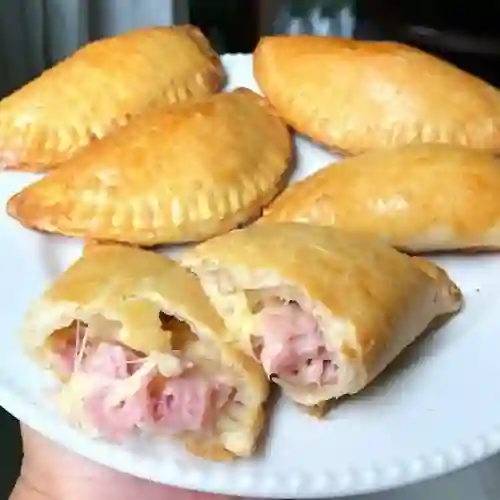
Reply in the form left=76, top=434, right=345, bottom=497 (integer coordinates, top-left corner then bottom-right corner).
left=0, top=26, right=226, bottom=173
left=6, top=88, right=292, bottom=246
left=253, top=39, right=500, bottom=155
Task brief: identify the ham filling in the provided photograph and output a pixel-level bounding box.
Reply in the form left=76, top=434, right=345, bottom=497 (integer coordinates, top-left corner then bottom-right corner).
left=50, top=322, right=235, bottom=441
left=256, top=302, right=338, bottom=386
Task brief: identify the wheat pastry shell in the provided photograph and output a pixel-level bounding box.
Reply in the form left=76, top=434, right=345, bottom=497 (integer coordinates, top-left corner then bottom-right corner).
left=253, top=35, right=500, bottom=154
left=261, top=143, right=500, bottom=252
left=181, top=223, right=463, bottom=407
left=0, top=25, right=225, bottom=173
left=6, top=88, right=292, bottom=246
left=21, top=244, right=269, bottom=461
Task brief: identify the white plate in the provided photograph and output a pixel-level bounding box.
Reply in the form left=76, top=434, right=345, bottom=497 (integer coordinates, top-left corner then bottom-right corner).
left=2, top=54, right=500, bottom=499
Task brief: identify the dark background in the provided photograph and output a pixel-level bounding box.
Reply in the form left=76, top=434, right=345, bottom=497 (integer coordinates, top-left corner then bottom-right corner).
left=0, top=409, right=22, bottom=498
left=190, top=0, right=500, bottom=86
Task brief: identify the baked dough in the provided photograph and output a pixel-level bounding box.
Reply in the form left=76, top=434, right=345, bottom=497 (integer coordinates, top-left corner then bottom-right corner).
left=0, top=25, right=224, bottom=172
left=181, top=222, right=463, bottom=410
left=7, top=88, right=292, bottom=246
left=254, top=36, right=500, bottom=154
left=262, top=144, right=500, bottom=252
left=21, top=244, right=268, bottom=460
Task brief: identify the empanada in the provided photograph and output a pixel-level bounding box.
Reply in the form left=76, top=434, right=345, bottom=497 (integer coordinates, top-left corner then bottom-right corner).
left=262, top=144, right=500, bottom=252
left=21, top=244, right=268, bottom=460
left=181, top=223, right=462, bottom=411
left=0, top=25, right=224, bottom=173
left=6, top=89, right=292, bottom=246
left=254, top=36, right=500, bottom=154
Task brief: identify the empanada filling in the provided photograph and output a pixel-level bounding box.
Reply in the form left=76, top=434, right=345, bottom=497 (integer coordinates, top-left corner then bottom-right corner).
left=252, top=299, right=339, bottom=387
left=46, top=318, right=237, bottom=442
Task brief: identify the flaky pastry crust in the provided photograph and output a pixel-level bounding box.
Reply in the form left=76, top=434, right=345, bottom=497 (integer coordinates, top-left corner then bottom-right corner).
left=182, top=223, right=463, bottom=405
left=254, top=36, right=500, bottom=154
left=7, top=89, right=292, bottom=245
left=261, top=144, right=500, bottom=252
left=0, top=25, right=224, bottom=172
left=22, top=244, right=269, bottom=460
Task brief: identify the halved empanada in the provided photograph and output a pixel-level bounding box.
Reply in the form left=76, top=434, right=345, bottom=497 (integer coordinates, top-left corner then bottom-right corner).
left=254, top=36, right=500, bottom=154
left=262, top=144, right=500, bottom=252
left=181, top=223, right=463, bottom=411
left=6, top=88, right=292, bottom=245
left=0, top=25, right=224, bottom=172
left=21, top=244, right=268, bottom=460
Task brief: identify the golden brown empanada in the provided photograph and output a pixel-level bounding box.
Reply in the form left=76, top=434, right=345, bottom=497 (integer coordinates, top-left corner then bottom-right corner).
left=254, top=36, right=500, bottom=154
left=181, top=223, right=463, bottom=410
left=0, top=25, right=224, bottom=173
left=7, top=89, right=292, bottom=246
left=261, top=143, right=500, bottom=252
left=21, top=244, right=268, bottom=460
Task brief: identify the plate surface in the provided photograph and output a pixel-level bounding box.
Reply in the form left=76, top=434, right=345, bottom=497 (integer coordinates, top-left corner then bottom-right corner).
left=2, top=55, right=500, bottom=499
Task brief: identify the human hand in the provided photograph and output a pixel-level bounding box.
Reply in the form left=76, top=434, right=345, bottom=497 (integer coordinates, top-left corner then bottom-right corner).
left=11, top=425, right=239, bottom=500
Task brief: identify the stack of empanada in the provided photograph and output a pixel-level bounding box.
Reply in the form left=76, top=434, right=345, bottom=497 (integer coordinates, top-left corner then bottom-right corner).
left=250, top=35, right=500, bottom=253
left=10, top=26, right=497, bottom=462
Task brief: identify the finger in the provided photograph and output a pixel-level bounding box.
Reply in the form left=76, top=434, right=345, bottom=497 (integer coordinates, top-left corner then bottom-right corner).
left=19, top=426, right=240, bottom=500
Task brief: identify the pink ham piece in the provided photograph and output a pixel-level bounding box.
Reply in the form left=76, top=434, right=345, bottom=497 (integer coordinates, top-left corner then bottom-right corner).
left=83, top=382, right=154, bottom=441
left=80, top=343, right=155, bottom=440
left=53, top=335, right=234, bottom=441
left=82, top=342, right=140, bottom=378
left=258, top=302, right=338, bottom=386
left=154, top=375, right=234, bottom=433
left=52, top=339, right=78, bottom=378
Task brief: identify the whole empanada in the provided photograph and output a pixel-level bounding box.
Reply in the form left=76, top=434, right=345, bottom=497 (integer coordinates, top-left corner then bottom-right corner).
left=253, top=36, right=500, bottom=154
left=0, top=25, right=224, bottom=173
left=7, top=89, right=292, bottom=246
left=181, top=222, right=462, bottom=411
left=261, top=144, right=500, bottom=252
left=21, top=244, right=269, bottom=460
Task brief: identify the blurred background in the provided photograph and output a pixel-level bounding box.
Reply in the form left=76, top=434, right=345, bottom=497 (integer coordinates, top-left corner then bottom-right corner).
left=1, top=0, right=500, bottom=99
left=1, top=0, right=500, bottom=497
